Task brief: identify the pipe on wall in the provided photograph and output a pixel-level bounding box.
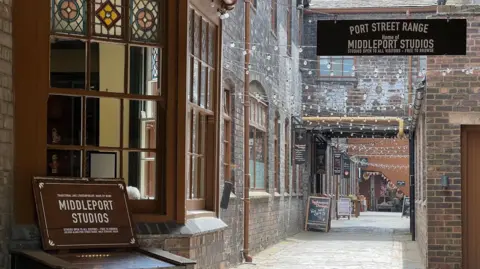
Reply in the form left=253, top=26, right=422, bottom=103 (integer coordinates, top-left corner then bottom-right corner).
left=410, top=83, right=426, bottom=131
left=302, top=117, right=406, bottom=138
left=242, top=0, right=253, bottom=263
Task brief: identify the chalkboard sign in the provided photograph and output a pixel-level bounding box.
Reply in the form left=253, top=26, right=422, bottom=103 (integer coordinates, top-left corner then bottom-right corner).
left=401, top=196, right=410, bottom=218
left=305, top=196, right=332, bottom=232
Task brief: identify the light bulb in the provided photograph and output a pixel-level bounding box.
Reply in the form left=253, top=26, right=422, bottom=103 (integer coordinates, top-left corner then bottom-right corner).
left=266, top=54, right=271, bottom=60
left=251, top=45, right=256, bottom=51
left=330, top=71, right=334, bottom=76
left=298, top=47, right=303, bottom=53
left=305, top=85, right=309, bottom=89
left=442, top=71, right=446, bottom=76
left=327, top=63, right=331, bottom=69
left=243, top=50, right=247, bottom=55
left=274, top=46, right=278, bottom=51
left=303, top=60, right=307, bottom=65
left=230, top=42, right=235, bottom=48
left=245, top=70, right=249, bottom=75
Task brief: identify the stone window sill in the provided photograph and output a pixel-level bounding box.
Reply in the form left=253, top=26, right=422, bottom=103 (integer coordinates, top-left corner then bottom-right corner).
left=186, top=210, right=216, bottom=220
left=249, top=190, right=271, bottom=200
left=316, top=77, right=357, bottom=83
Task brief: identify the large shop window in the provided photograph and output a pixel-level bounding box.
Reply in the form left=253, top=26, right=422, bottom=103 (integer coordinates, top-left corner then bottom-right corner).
left=186, top=7, right=218, bottom=210
left=249, top=96, right=268, bottom=190
left=318, top=56, right=355, bottom=78
left=48, top=0, right=165, bottom=213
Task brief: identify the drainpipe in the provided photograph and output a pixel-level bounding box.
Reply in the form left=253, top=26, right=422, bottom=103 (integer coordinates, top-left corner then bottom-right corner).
left=302, top=116, right=406, bottom=138
left=243, top=0, right=253, bottom=263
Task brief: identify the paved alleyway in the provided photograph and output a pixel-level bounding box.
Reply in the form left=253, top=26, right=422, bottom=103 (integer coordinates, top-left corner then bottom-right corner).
left=231, top=212, right=424, bottom=269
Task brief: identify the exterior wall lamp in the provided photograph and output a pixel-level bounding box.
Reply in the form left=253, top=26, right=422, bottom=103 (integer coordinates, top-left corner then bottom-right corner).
left=441, top=175, right=449, bottom=189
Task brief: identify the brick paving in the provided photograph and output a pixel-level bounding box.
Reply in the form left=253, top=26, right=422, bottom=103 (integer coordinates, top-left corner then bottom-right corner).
left=231, top=212, right=424, bottom=269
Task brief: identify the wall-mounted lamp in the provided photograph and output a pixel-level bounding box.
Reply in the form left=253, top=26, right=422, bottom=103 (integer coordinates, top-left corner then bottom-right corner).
left=441, top=175, right=449, bottom=189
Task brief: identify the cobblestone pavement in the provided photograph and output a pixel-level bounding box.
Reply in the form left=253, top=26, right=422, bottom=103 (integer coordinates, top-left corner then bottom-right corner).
left=231, top=212, right=424, bottom=269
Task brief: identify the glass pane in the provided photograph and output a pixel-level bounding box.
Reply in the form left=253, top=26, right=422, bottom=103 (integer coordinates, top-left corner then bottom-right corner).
left=50, top=38, right=86, bottom=89
left=188, top=9, right=194, bottom=54
left=129, top=46, right=160, bottom=95
left=255, top=131, right=265, bottom=189
left=207, top=69, right=214, bottom=110
left=343, top=58, right=354, bottom=76
left=130, top=0, right=160, bottom=42
left=332, top=58, right=342, bottom=76
left=319, top=58, right=329, bottom=76
left=123, top=151, right=156, bottom=200
left=91, top=42, right=125, bottom=93
left=123, top=100, right=157, bottom=149
left=196, top=156, right=205, bottom=198
left=193, top=12, right=201, bottom=57
left=47, top=150, right=81, bottom=177
left=190, top=155, right=196, bottom=198
left=151, top=48, right=160, bottom=80
left=86, top=97, right=121, bottom=147
left=51, top=0, right=87, bottom=35
left=192, top=60, right=199, bottom=104
left=208, top=25, right=215, bottom=66
left=93, top=0, right=123, bottom=37
left=47, top=95, right=82, bottom=145
left=249, top=129, right=255, bottom=188
left=190, top=111, right=198, bottom=153
left=201, top=19, right=208, bottom=62
left=86, top=151, right=120, bottom=178
left=200, top=66, right=207, bottom=108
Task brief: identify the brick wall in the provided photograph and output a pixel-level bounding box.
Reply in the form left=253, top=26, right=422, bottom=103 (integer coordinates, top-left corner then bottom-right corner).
left=220, top=0, right=304, bottom=267
left=302, top=12, right=427, bottom=118
left=422, top=7, right=480, bottom=269
left=0, top=0, right=12, bottom=267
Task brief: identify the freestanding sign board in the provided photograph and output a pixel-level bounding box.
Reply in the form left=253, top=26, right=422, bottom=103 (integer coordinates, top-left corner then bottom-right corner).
left=317, top=19, right=467, bottom=56
left=305, top=196, right=332, bottom=232
left=32, top=177, right=137, bottom=250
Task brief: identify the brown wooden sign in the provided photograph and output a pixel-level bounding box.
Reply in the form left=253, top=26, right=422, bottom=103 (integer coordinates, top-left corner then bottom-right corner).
left=32, top=177, right=138, bottom=250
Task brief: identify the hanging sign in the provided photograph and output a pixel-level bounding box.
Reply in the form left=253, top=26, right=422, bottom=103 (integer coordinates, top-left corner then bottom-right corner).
left=294, top=128, right=307, bottom=165
left=343, top=156, right=351, bottom=179
left=333, top=153, right=342, bottom=175
left=317, top=19, right=467, bottom=56
left=32, top=177, right=138, bottom=250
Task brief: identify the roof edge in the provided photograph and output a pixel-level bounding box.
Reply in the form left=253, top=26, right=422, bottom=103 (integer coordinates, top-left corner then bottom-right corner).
left=305, top=5, right=439, bottom=14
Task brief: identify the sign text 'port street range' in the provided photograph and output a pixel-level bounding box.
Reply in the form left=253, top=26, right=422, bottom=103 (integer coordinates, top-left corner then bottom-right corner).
left=317, top=19, right=466, bottom=56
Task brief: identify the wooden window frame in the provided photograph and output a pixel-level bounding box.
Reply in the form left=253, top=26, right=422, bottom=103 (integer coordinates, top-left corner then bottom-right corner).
left=274, top=113, right=280, bottom=192
left=185, top=5, right=220, bottom=212
left=223, top=88, right=233, bottom=188
left=286, top=0, right=292, bottom=56
left=271, top=0, right=277, bottom=36
left=249, top=96, right=268, bottom=190
left=251, top=0, right=258, bottom=11
left=284, top=119, right=290, bottom=194
left=317, top=56, right=356, bottom=78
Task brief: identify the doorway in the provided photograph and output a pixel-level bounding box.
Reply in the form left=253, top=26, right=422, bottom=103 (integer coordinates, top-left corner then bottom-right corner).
left=462, top=126, right=480, bottom=268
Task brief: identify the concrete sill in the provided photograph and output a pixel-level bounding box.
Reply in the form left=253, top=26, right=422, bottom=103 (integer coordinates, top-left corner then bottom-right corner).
left=186, top=210, right=216, bottom=220
left=249, top=191, right=271, bottom=200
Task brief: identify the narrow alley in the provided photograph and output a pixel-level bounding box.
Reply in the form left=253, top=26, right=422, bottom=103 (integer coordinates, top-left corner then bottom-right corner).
left=232, top=212, right=423, bottom=269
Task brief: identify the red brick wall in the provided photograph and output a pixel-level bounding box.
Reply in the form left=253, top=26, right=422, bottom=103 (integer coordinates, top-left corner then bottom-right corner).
left=423, top=10, right=480, bottom=269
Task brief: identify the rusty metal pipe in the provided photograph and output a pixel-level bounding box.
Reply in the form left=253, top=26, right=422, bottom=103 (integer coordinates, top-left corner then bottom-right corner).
left=302, top=116, right=405, bottom=138
left=242, top=0, right=253, bottom=263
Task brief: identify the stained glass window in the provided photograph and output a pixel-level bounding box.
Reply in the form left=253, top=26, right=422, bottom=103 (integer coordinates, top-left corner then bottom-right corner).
left=51, top=0, right=86, bottom=35
left=94, top=0, right=123, bottom=37
left=131, top=0, right=160, bottom=42
left=151, top=48, right=159, bottom=79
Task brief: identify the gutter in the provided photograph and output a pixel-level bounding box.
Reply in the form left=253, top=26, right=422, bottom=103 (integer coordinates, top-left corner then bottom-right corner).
left=302, top=116, right=406, bottom=138
left=304, top=6, right=438, bottom=14
left=410, top=78, right=426, bottom=132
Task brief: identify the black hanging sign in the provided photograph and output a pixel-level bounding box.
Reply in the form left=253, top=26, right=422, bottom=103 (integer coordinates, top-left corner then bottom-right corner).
left=343, top=156, right=351, bottom=179
left=294, top=129, right=307, bottom=165
left=333, top=153, right=342, bottom=175
left=317, top=19, right=467, bottom=56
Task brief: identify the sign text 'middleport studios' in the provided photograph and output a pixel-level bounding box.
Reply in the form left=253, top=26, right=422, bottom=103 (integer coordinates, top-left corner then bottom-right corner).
left=317, top=19, right=467, bottom=56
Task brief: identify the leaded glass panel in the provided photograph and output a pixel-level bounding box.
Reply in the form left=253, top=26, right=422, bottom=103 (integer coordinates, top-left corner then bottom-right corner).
left=51, top=0, right=86, bottom=35
left=94, top=0, right=123, bottom=37
left=130, top=0, right=160, bottom=42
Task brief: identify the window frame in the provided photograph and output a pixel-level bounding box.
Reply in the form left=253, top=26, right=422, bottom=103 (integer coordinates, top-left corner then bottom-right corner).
left=284, top=119, right=290, bottom=194
left=249, top=96, right=268, bottom=190
left=223, top=88, right=233, bottom=186
left=271, top=0, right=277, bottom=36
left=185, top=5, right=220, bottom=212
left=274, top=113, right=280, bottom=192
left=317, top=56, right=356, bottom=78
left=286, top=0, right=292, bottom=56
